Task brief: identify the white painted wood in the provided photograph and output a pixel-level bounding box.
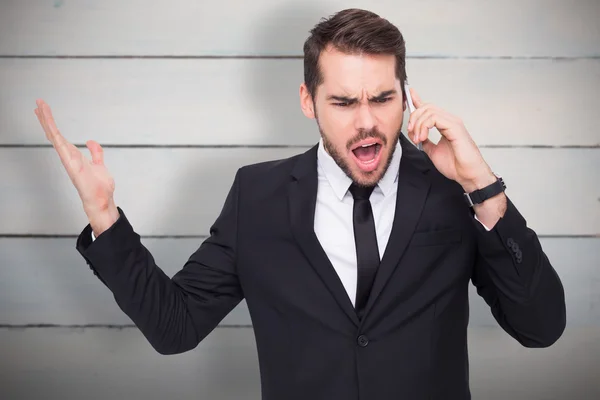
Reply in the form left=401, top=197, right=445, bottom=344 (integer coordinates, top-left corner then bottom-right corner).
left=0, top=0, right=598, bottom=57
left=0, top=147, right=598, bottom=236
left=0, top=327, right=598, bottom=399
left=0, top=237, right=252, bottom=326
left=467, top=238, right=600, bottom=328
left=0, top=327, right=262, bottom=400
left=0, top=237, right=596, bottom=326
left=0, top=2, right=596, bottom=398
left=2, top=58, right=599, bottom=146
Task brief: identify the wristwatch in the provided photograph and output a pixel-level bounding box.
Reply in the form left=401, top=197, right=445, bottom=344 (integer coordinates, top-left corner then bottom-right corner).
left=464, top=173, right=506, bottom=207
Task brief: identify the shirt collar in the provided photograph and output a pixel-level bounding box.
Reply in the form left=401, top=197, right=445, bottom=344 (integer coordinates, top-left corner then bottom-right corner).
left=317, top=137, right=402, bottom=201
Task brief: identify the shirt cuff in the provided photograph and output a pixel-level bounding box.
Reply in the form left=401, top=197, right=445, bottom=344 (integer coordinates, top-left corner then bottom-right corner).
left=474, top=214, right=492, bottom=231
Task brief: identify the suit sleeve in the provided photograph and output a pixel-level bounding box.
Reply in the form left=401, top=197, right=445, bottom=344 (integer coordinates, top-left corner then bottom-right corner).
left=76, top=170, right=244, bottom=355
left=469, top=195, right=566, bottom=348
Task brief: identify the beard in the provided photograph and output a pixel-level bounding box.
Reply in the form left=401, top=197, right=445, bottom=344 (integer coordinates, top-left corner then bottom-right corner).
left=317, top=118, right=402, bottom=188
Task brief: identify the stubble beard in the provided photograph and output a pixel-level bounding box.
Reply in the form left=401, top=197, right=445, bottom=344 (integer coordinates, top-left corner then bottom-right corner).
left=318, top=119, right=402, bottom=188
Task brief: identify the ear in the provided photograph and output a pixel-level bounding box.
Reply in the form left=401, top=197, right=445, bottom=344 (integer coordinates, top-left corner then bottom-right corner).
left=299, top=83, right=316, bottom=119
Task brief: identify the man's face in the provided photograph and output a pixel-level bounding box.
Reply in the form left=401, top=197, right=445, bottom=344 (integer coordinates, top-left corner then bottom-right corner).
left=300, top=45, right=406, bottom=187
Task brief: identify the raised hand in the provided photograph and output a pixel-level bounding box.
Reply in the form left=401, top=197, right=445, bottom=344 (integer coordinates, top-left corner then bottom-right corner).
left=407, top=88, right=496, bottom=193
left=34, top=99, right=120, bottom=236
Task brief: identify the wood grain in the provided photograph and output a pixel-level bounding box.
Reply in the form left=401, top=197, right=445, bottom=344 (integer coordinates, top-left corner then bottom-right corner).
left=1, top=327, right=598, bottom=399
left=0, top=236, right=596, bottom=326
left=2, top=58, right=599, bottom=146
left=0, top=147, right=597, bottom=236
left=1, top=0, right=598, bottom=57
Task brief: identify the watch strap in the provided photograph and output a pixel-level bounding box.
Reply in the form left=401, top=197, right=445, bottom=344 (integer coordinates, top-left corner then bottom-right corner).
left=464, top=177, right=506, bottom=207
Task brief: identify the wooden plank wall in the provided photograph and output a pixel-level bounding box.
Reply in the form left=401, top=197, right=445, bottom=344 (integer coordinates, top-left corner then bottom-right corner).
left=1, top=1, right=598, bottom=399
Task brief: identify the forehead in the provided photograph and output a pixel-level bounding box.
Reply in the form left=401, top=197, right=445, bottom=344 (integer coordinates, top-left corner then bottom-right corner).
left=318, top=45, right=398, bottom=94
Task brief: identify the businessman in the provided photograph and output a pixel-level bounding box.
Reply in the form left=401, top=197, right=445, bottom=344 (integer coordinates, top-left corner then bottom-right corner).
left=34, top=8, right=566, bottom=400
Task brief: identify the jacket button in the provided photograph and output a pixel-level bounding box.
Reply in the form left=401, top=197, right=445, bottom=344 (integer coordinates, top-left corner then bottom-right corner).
left=357, top=335, right=369, bottom=347
left=507, top=238, right=515, bottom=247
left=511, top=243, right=520, bottom=253
left=516, top=249, right=522, bottom=258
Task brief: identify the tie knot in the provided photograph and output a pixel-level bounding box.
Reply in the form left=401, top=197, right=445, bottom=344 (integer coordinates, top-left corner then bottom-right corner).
left=349, top=183, right=375, bottom=200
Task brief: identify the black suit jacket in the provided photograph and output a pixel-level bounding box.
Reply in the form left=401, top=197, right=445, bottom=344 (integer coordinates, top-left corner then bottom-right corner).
left=77, top=133, right=566, bottom=400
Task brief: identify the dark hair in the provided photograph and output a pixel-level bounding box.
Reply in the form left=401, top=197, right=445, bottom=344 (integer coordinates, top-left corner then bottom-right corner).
left=303, top=8, right=407, bottom=102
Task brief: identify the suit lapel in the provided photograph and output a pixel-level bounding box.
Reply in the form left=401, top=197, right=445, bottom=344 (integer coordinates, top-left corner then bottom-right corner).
left=362, top=134, right=432, bottom=320
left=288, top=145, right=360, bottom=327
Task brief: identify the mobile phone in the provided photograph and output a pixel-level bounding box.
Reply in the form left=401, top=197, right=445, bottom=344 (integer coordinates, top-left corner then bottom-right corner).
left=404, top=82, right=422, bottom=151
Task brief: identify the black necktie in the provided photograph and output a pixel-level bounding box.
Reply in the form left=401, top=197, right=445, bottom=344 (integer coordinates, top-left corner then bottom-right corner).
left=349, top=183, right=380, bottom=320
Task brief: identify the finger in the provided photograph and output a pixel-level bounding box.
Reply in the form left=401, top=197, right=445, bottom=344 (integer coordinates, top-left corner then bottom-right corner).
left=36, top=100, right=56, bottom=141
left=35, top=100, right=51, bottom=140
left=34, top=108, right=44, bottom=130
left=417, top=107, right=460, bottom=143
left=36, top=100, right=80, bottom=172
left=41, top=101, right=62, bottom=139
left=410, top=88, right=424, bottom=108
left=420, top=138, right=436, bottom=156
left=86, top=140, right=104, bottom=165
left=427, top=111, right=458, bottom=141
left=34, top=107, right=53, bottom=144
left=420, top=114, right=436, bottom=143
left=407, top=104, right=432, bottom=133
left=39, top=101, right=72, bottom=159
left=412, top=109, right=435, bottom=143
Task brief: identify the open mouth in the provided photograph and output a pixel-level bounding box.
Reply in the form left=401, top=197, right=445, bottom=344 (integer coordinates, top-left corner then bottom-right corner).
left=350, top=141, right=383, bottom=172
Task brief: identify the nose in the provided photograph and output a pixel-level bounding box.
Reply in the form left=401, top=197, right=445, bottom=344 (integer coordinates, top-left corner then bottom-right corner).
left=354, top=103, right=376, bottom=132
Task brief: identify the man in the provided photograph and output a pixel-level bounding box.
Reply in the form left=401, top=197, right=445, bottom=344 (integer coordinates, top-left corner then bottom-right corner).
left=34, top=8, right=565, bottom=400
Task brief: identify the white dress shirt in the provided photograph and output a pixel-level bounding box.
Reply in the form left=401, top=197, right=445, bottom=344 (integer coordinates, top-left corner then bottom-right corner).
left=313, top=138, right=490, bottom=307
left=91, top=139, right=491, bottom=308
left=314, top=138, right=401, bottom=306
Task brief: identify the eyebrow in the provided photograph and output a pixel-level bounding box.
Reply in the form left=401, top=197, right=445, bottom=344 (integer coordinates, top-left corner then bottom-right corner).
left=326, top=89, right=397, bottom=103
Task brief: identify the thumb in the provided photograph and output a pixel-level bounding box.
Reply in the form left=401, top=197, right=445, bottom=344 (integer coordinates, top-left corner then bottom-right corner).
left=86, top=140, right=104, bottom=165
left=420, top=138, right=436, bottom=156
